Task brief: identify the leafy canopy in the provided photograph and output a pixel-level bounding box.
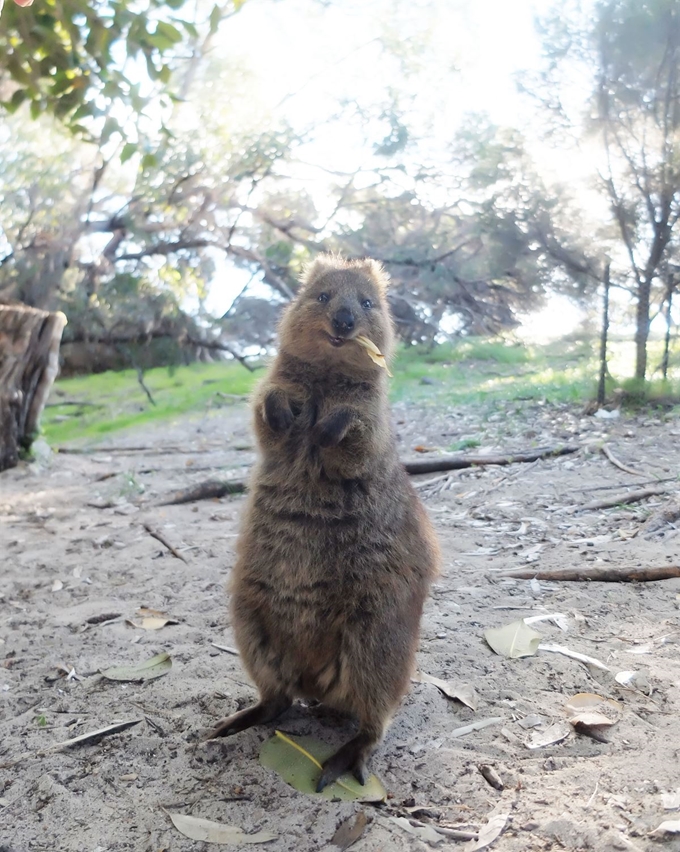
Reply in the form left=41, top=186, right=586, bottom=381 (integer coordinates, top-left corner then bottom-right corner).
left=0, top=0, right=243, bottom=133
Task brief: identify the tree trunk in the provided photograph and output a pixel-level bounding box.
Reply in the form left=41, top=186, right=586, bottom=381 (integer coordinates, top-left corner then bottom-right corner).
left=597, top=263, right=610, bottom=406
left=662, top=282, right=673, bottom=381
left=634, top=277, right=652, bottom=380
left=0, top=304, right=67, bottom=471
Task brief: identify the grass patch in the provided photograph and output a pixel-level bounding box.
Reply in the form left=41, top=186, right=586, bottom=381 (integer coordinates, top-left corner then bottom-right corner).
left=42, top=334, right=680, bottom=446
left=390, top=336, right=599, bottom=407
left=43, top=361, right=260, bottom=446
left=619, top=377, right=680, bottom=409
left=448, top=437, right=481, bottom=452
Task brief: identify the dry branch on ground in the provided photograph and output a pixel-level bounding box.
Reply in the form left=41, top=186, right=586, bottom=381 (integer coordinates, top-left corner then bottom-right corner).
left=580, top=486, right=670, bottom=512
left=155, top=444, right=579, bottom=505
left=494, top=565, right=680, bottom=582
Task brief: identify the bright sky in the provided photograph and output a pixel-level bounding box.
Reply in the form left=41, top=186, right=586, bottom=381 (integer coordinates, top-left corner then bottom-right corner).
left=199, top=0, right=590, bottom=336
left=218, top=0, right=543, bottom=158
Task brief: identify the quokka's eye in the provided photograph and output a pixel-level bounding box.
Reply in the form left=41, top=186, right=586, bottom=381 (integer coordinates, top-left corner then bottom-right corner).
left=361, top=298, right=373, bottom=310
left=317, top=292, right=329, bottom=303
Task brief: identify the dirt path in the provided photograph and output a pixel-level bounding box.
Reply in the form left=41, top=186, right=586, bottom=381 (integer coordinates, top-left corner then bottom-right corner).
left=1, top=399, right=679, bottom=851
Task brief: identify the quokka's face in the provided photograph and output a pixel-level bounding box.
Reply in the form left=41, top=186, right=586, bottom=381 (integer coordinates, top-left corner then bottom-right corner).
left=279, top=260, right=395, bottom=371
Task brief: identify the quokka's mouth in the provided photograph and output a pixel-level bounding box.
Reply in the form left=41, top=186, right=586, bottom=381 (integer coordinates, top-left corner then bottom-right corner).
left=327, top=334, right=347, bottom=347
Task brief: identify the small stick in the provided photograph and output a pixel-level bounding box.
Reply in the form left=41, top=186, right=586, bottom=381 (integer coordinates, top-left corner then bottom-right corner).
left=154, top=446, right=581, bottom=506
left=450, top=717, right=503, bottom=738
left=211, top=643, right=240, bottom=655
left=601, top=445, right=644, bottom=477
left=413, top=473, right=452, bottom=490
left=142, top=523, right=188, bottom=563
left=158, top=479, right=247, bottom=506
left=494, top=565, right=680, bottom=582
left=431, top=825, right=478, bottom=841
left=57, top=445, right=219, bottom=455
left=49, top=719, right=143, bottom=751
left=538, top=643, right=609, bottom=671
left=404, top=444, right=579, bottom=475
left=581, top=486, right=669, bottom=512
left=577, top=477, right=677, bottom=493
left=45, top=400, right=104, bottom=408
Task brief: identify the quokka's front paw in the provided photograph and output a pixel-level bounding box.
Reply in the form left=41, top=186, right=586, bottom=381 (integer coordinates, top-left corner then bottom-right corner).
left=312, top=408, right=354, bottom=448
left=263, top=391, right=295, bottom=433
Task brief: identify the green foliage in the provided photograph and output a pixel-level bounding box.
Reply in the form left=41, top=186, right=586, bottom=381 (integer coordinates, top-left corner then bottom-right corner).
left=42, top=360, right=259, bottom=445
left=619, top=377, right=680, bottom=409
left=0, top=0, right=196, bottom=131
left=448, top=437, right=481, bottom=451
left=390, top=336, right=599, bottom=407
left=42, top=334, right=680, bottom=448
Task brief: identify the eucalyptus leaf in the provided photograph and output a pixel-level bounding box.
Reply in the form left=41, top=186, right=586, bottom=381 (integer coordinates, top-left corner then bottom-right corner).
left=165, top=811, right=277, bottom=844
left=463, top=813, right=509, bottom=851
left=259, top=731, right=386, bottom=803
left=484, top=620, right=541, bottom=659
left=651, top=820, right=680, bottom=836
left=413, top=671, right=479, bottom=710
left=391, top=816, right=443, bottom=845
left=100, top=652, right=172, bottom=681
left=332, top=812, right=368, bottom=850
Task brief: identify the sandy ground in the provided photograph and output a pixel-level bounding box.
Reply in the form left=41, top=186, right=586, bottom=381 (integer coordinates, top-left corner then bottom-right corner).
left=1, top=395, right=680, bottom=852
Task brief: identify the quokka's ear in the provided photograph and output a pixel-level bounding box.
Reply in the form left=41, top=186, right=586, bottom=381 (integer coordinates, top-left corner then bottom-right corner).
left=300, top=253, right=343, bottom=288
left=356, top=257, right=390, bottom=293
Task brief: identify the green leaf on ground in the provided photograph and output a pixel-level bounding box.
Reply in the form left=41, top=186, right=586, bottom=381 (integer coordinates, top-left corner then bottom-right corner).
left=165, top=811, right=277, bottom=844
left=259, top=730, right=387, bottom=802
left=100, top=652, right=172, bottom=681
left=484, top=620, right=541, bottom=659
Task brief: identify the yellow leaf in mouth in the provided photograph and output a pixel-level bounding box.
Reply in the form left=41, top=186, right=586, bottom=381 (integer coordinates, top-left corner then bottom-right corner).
left=355, top=335, right=393, bottom=377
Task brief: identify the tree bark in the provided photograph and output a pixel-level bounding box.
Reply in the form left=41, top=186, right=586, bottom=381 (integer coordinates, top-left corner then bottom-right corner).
left=0, top=304, right=67, bottom=471
left=635, top=276, right=652, bottom=380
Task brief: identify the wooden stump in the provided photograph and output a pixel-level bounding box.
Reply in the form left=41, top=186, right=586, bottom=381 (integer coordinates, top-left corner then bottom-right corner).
left=0, top=304, right=67, bottom=471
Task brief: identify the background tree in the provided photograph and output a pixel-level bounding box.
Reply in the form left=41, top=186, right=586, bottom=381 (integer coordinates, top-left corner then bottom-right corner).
left=528, top=0, right=680, bottom=380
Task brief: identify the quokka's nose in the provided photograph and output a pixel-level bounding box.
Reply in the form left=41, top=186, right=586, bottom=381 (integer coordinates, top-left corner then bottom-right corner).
left=332, top=307, right=355, bottom=334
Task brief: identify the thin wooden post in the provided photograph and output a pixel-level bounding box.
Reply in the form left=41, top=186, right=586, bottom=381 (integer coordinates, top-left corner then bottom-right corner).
left=597, top=263, right=610, bottom=407
left=662, top=278, right=674, bottom=381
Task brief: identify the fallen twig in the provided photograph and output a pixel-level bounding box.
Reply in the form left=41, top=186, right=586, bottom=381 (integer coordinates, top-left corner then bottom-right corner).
left=45, top=400, right=104, bottom=408
left=581, top=486, right=669, bottom=511
left=403, top=444, right=579, bottom=475
left=494, top=565, right=680, bottom=582
left=538, top=643, right=610, bottom=671
left=50, top=719, right=143, bottom=751
left=57, top=445, right=221, bottom=455
left=413, top=472, right=452, bottom=491
left=450, top=717, right=503, bottom=738
left=158, top=479, right=248, bottom=506
left=156, top=445, right=580, bottom=505
left=602, top=444, right=644, bottom=477
left=578, top=477, right=677, bottom=492
left=211, top=643, right=240, bottom=655
left=142, top=523, right=188, bottom=563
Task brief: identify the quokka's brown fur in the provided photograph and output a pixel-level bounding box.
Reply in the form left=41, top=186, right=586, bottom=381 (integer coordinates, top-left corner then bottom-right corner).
left=209, top=254, right=440, bottom=790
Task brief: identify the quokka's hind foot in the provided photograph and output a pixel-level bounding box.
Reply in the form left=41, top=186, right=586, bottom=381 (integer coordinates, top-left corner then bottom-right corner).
left=315, top=729, right=378, bottom=792
left=206, top=694, right=292, bottom=740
